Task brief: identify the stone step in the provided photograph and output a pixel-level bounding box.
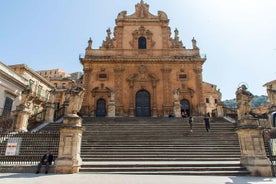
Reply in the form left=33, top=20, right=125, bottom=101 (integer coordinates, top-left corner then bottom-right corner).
left=78, top=117, right=247, bottom=175
left=79, top=161, right=249, bottom=175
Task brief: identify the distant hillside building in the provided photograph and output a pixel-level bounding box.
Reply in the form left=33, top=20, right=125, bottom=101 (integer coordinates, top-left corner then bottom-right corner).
left=37, top=69, right=70, bottom=81
left=79, top=1, right=221, bottom=117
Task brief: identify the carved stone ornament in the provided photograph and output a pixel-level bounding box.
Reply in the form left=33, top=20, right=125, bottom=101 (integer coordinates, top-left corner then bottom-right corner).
left=170, top=28, right=184, bottom=48
left=101, top=28, right=114, bottom=49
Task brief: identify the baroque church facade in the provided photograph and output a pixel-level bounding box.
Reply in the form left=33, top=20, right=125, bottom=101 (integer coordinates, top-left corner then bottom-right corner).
left=80, top=1, right=208, bottom=117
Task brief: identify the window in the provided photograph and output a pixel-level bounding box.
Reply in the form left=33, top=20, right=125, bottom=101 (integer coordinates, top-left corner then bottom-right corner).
left=98, top=73, right=108, bottom=81
left=206, top=98, right=209, bottom=103
left=37, top=85, right=42, bottom=98
left=215, top=99, right=218, bottom=104
left=2, top=97, right=13, bottom=116
left=29, top=80, right=34, bottom=88
left=138, top=37, right=147, bottom=49
left=99, top=74, right=107, bottom=79
left=179, top=74, right=187, bottom=79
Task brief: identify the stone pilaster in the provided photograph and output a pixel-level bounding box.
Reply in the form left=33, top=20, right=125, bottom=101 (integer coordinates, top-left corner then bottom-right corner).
left=236, top=117, right=272, bottom=176
left=55, top=115, right=83, bottom=174
left=13, top=104, right=30, bottom=132
left=44, top=103, right=55, bottom=122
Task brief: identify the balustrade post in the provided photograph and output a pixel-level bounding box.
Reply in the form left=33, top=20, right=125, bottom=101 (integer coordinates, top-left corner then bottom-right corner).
left=55, top=86, right=85, bottom=174
left=13, top=104, right=30, bottom=132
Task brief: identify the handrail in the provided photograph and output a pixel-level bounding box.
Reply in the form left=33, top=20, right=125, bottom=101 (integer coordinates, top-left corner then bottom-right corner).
left=27, top=110, right=46, bottom=131
left=54, top=106, right=65, bottom=121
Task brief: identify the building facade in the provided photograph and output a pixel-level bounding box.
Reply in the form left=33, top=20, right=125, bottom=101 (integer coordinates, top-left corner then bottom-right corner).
left=9, top=64, right=55, bottom=116
left=37, top=69, right=70, bottom=81
left=80, top=1, right=210, bottom=117
left=0, top=61, right=28, bottom=117
left=202, top=82, right=223, bottom=117
left=263, top=80, right=276, bottom=127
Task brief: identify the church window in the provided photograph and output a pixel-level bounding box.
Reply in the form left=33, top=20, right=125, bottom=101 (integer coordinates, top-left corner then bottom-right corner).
left=98, top=73, right=108, bottom=81
left=138, top=37, right=147, bottom=49
left=179, top=74, right=187, bottom=79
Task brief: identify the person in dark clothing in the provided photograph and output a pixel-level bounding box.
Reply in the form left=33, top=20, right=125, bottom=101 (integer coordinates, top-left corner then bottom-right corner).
left=188, top=115, right=193, bottom=132
left=36, top=150, right=53, bottom=174
left=203, top=115, right=210, bottom=132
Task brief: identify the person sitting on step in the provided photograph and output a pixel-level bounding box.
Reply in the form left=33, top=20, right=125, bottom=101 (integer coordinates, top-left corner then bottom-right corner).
left=35, top=149, right=53, bottom=174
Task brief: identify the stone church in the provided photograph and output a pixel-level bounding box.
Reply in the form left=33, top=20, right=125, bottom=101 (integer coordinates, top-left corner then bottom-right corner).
left=80, top=1, right=209, bottom=117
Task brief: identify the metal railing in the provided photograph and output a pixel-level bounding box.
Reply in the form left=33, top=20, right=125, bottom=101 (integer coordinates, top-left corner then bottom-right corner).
left=54, top=106, right=65, bottom=121
left=0, top=132, right=59, bottom=166
left=27, top=110, right=46, bottom=131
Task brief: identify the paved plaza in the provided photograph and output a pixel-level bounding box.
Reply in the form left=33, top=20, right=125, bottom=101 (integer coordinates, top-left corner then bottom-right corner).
left=0, top=173, right=275, bottom=184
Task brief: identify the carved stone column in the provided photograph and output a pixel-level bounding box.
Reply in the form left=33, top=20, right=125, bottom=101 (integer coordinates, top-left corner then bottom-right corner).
left=161, top=68, right=172, bottom=116
left=44, top=103, right=55, bottom=122
left=152, top=85, right=157, bottom=117
left=128, top=84, right=135, bottom=117
left=194, top=67, right=205, bottom=115
left=13, top=104, right=30, bottom=132
left=114, top=66, right=125, bottom=116
left=236, top=117, right=272, bottom=176
left=55, top=86, right=85, bottom=174
left=55, top=115, right=83, bottom=174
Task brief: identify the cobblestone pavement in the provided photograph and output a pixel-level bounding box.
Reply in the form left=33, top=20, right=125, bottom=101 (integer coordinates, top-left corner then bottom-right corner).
left=0, top=173, right=276, bottom=184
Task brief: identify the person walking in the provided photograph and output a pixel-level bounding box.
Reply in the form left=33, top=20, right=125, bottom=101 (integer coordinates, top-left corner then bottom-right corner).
left=188, top=115, right=193, bottom=132
left=203, top=114, right=211, bottom=132
left=35, top=149, right=53, bottom=174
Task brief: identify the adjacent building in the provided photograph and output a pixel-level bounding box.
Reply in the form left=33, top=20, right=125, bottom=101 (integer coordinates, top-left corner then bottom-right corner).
left=0, top=61, right=28, bottom=117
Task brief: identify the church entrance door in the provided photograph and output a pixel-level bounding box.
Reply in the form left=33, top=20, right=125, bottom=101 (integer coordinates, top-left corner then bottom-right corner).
left=136, top=90, right=151, bottom=117
left=180, top=99, right=190, bottom=116
left=96, top=98, right=106, bottom=117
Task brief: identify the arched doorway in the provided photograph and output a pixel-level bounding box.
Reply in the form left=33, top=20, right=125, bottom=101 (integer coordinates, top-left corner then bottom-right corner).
left=136, top=90, right=151, bottom=117
left=180, top=99, right=190, bottom=117
left=96, top=98, right=106, bottom=117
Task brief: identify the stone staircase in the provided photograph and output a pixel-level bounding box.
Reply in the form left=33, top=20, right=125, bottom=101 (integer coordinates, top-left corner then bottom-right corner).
left=79, top=117, right=250, bottom=175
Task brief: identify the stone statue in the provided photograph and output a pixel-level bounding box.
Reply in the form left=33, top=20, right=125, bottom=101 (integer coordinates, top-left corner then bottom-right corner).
left=110, top=90, right=115, bottom=101
left=67, top=86, right=85, bottom=115
left=173, top=88, right=180, bottom=101
left=192, top=37, right=199, bottom=50
left=86, top=37, right=92, bottom=50
left=236, top=84, right=254, bottom=119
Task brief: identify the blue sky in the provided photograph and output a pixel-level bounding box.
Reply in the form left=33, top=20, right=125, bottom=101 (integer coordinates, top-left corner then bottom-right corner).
left=0, top=0, right=275, bottom=100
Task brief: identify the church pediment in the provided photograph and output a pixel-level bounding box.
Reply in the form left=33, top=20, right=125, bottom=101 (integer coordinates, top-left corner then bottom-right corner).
left=116, top=0, right=168, bottom=21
